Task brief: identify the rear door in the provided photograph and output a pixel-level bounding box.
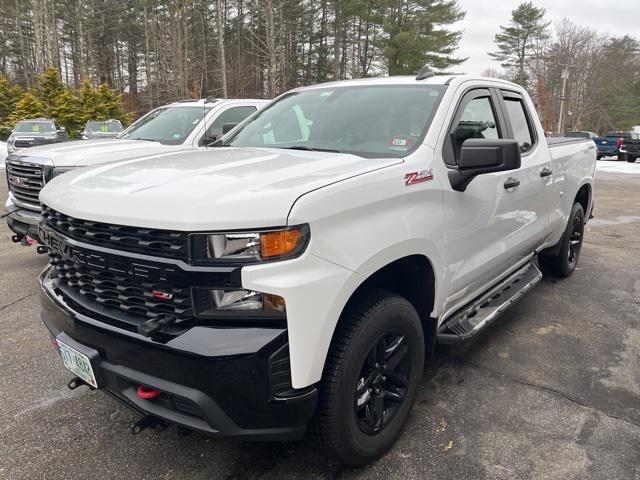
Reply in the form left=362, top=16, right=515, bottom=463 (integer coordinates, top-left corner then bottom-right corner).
left=441, top=87, right=551, bottom=312
left=498, top=89, right=555, bottom=242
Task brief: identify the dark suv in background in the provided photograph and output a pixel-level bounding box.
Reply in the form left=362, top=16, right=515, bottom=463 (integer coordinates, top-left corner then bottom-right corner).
left=80, top=119, right=124, bottom=139
left=6, top=119, right=68, bottom=154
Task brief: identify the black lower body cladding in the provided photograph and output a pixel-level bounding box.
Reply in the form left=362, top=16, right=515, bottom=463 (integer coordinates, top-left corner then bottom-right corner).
left=40, top=272, right=318, bottom=441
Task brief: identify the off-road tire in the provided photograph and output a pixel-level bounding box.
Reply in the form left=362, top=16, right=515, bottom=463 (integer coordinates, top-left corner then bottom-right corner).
left=539, top=203, right=585, bottom=278
left=317, top=290, right=424, bottom=466
left=627, top=155, right=636, bottom=163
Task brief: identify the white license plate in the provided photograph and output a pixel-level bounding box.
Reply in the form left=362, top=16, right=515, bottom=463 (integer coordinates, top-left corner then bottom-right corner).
left=56, top=339, right=98, bottom=388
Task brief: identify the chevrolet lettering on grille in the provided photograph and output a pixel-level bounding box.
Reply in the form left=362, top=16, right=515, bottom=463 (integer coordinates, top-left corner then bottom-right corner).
left=39, top=225, right=179, bottom=282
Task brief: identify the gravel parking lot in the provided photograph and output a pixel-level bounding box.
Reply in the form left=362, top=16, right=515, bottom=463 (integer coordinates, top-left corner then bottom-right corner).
left=1, top=166, right=639, bottom=480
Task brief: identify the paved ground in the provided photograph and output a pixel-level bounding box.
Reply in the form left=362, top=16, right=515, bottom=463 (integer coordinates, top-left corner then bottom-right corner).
left=1, top=168, right=639, bottom=480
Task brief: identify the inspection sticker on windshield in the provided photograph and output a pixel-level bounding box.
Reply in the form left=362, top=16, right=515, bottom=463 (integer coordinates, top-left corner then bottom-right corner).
left=389, top=137, right=412, bottom=151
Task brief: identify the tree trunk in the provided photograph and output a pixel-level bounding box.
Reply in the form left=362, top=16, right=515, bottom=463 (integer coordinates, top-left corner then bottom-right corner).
left=216, top=0, right=228, bottom=98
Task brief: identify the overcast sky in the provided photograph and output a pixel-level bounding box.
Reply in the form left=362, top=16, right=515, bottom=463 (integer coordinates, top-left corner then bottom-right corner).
left=455, top=0, right=640, bottom=75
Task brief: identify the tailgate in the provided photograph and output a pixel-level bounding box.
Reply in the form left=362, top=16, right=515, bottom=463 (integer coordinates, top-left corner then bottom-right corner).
left=596, top=138, right=615, bottom=151
left=624, top=140, right=640, bottom=154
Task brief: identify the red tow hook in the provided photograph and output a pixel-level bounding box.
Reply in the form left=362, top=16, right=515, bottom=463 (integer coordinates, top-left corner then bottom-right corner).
left=137, top=385, right=161, bottom=399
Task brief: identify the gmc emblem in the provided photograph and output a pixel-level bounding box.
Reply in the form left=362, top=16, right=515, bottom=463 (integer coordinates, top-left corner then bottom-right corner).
left=8, top=175, right=29, bottom=188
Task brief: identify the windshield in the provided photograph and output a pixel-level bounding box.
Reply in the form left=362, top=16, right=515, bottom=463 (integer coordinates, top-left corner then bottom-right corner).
left=85, top=121, right=123, bottom=133
left=119, top=106, right=212, bottom=145
left=224, top=85, right=445, bottom=157
left=14, top=121, right=55, bottom=133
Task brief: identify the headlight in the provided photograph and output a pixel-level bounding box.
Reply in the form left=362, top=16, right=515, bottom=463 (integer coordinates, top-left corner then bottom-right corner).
left=191, top=224, right=310, bottom=264
left=193, top=288, right=286, bottom=318
left=51, top=166, right=77, bottom=178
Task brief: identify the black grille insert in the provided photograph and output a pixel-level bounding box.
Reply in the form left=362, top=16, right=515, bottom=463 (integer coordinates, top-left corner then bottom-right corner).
left=42, top=206, right=189, bottom=260
left=6, top=160, right=45, bottom=207
left=50, top=252, right=194, bottom=328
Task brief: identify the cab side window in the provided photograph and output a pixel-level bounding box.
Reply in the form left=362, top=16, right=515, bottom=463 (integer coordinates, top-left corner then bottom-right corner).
left=203, top=106, right=257, bottom=142
left=445, top=92, right=501, bottom=165
left=502, top=97, right=534, bottom=154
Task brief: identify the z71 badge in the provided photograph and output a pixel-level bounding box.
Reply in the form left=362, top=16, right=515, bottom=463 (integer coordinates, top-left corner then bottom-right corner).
left=404, top=169, right=433, bottom=186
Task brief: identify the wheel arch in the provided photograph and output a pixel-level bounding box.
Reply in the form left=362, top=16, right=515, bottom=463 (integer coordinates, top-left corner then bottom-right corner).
left=575, top=183, right=591, bottom=215
left=334, top=253, right=439, bottom=356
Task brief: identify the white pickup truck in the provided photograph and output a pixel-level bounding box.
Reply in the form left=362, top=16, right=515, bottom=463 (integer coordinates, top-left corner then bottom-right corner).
left=37, top=71, right=595, bottom=465
left=4, top=98, right=268, bottom=247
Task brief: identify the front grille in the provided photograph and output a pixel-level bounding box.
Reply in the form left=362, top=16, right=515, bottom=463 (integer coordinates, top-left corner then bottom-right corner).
left=13, top=140, right=34, bottom=148
left=43, top=206, right=189, bottom=260
left=6, top=160, right=45, bottom=207
left=50, top=252, right=194, bottom=326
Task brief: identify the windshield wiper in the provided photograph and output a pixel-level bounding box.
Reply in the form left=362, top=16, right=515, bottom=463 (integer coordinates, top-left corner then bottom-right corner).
left=281, top=146, right=341, bottom=153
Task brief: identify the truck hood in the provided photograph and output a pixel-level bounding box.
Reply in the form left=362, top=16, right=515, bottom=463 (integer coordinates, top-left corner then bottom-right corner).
left=40, top=147, right=401, bottom=230
left=11, top=139, right=176, bottom=167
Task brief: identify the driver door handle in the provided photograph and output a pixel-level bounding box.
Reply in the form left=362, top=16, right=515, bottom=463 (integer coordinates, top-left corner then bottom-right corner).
left=540, top=167, right=553, bottom=178
left=503, top=177, right=520, bottom=190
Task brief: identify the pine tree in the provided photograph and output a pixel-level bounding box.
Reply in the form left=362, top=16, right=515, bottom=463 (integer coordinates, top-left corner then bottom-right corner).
left=50, top=89, right=81, bottom=137
left=5, top=91, right=46, bottom=127
left=381, top=0, right=466, bottom=75
left=0, top=76, right=24, bottom=139
left=37, top=67, right=66, bottom=116
left=489, top=2, right=550, bottom=87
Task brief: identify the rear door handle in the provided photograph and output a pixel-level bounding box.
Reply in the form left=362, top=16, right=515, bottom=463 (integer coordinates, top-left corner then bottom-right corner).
left=540, top=167, right=553, bottom=178
left=503, top=177, right=520, bottom=189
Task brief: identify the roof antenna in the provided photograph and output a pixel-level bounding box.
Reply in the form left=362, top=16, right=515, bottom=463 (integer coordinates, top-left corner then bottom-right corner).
left=416, top=65, right=435, bottom=81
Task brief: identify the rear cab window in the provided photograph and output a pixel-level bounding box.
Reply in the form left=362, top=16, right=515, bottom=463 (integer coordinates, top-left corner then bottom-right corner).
left=500, top=91, right=536, bottom=155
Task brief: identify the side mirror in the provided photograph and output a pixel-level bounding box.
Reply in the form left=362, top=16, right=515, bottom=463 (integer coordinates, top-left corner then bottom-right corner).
left=222, top=123, right=239, bottom=135
left=449, top=138, right=521, bottom=192
left=202, top=133, right=220, bottom=147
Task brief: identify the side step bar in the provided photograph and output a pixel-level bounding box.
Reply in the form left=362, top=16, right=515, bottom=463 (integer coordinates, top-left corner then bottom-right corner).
left=437, top=261, right=542, bottom=344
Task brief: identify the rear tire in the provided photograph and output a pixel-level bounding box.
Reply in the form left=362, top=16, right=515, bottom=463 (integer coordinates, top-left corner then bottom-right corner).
left=539, top=203, right=585, bottom=278
left=317, top=290, right=425, bottom=466
left=627, top=155, right=636, bottom=163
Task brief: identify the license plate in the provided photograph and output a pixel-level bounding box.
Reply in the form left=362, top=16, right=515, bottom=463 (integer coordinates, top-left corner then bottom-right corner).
left=56, top=339, right=98, bottom=388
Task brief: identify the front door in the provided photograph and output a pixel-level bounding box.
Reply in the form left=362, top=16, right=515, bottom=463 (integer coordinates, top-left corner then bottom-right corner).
left=440, top=87, right=551, bottom=314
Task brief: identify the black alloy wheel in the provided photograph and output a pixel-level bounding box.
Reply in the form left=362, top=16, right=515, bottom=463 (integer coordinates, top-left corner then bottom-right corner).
left=567, top=213, right=584, bottom=270
left=354, top=330, right=411, bottom=435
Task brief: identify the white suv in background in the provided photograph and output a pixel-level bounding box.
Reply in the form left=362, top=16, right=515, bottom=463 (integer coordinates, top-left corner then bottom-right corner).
left=4, top=98, right=269, bottom=246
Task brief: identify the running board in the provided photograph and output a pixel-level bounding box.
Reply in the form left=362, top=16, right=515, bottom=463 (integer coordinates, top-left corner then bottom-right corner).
left=437, top=262, right=542, bottom=344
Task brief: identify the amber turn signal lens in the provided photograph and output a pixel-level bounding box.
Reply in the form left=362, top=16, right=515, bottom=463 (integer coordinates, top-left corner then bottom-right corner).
left=263, top=293, right=286, bottom=313
left=261, top=228, right=302, bottom=258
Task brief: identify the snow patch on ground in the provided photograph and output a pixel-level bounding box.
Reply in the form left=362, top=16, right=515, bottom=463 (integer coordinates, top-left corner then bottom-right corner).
left=0, top=142, right=6, bottom=169
left=596, top=159, right=640, bottom=175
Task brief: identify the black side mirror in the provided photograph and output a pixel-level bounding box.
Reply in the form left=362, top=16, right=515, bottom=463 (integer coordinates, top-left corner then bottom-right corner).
left=448, top=138, right=521, bottom=192
left=201, top=133, right=222, bottom=147
left=222, top=123, right=239, bottom=135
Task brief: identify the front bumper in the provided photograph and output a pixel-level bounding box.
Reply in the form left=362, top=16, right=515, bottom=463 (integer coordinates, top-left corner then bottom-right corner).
left=5, top=196, right=42, bottom=241
left=40, top=271, right=318, bottom=441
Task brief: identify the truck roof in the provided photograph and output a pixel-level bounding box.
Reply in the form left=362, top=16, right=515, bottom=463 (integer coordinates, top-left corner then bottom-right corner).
left=165, top=98, right=268, bottom=107
left=290, top=74, right=524, bottom=92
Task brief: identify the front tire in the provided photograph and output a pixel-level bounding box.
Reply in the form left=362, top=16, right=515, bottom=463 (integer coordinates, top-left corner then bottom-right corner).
left=317, top=291, right=425, bottom=466
left=539, top=202, right=585, bottom=278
